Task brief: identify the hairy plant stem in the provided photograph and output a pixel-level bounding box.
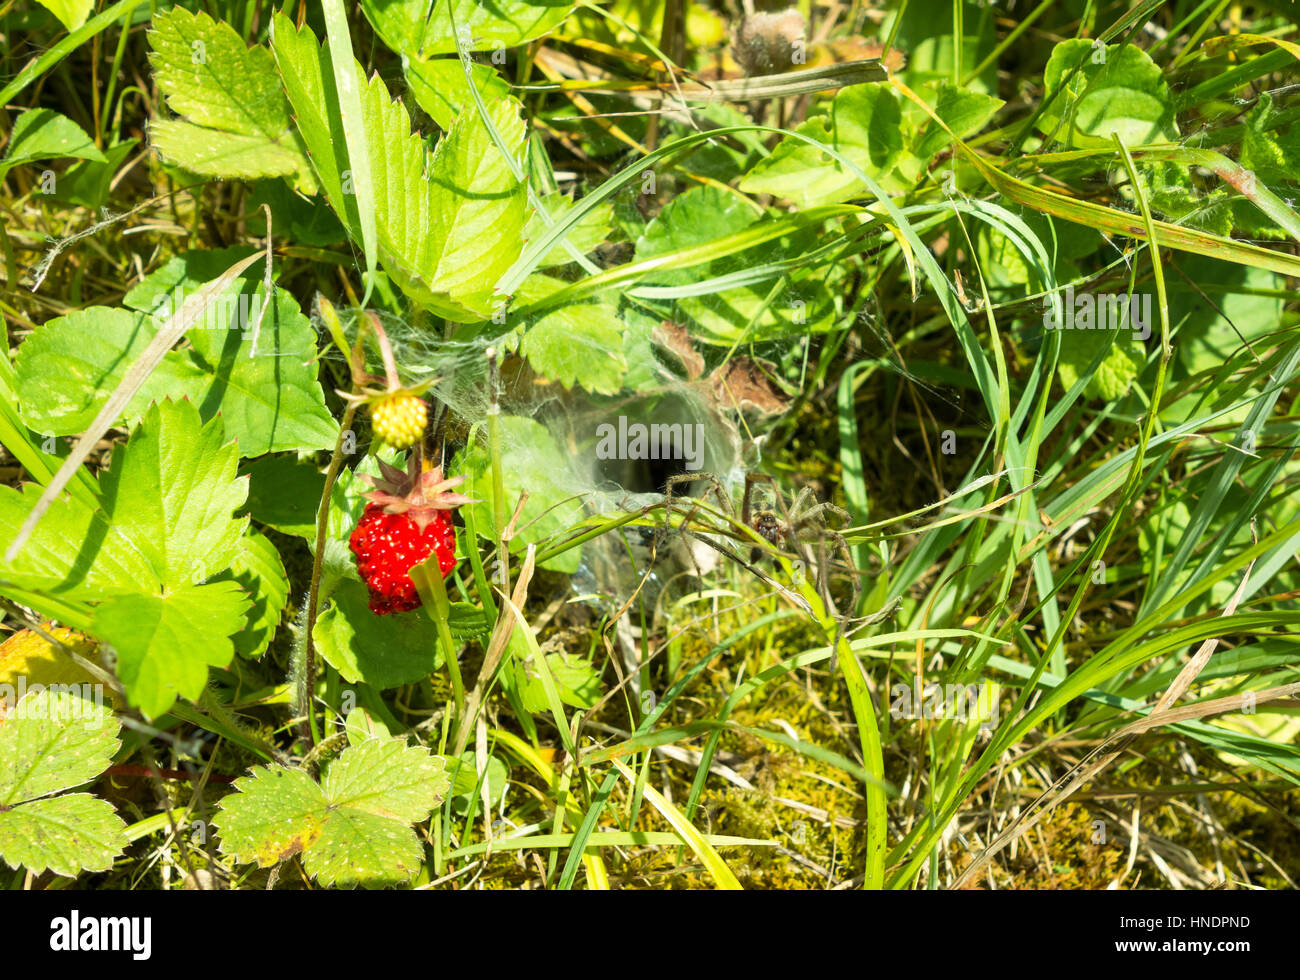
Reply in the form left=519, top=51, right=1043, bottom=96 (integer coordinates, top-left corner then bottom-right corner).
left=300, top=399, right=358, bottom=746
left=300, top=299, right=374, bottom=746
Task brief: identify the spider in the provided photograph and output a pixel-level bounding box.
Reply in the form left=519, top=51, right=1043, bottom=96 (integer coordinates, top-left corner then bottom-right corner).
left=658, top=471, right=862, bottom=623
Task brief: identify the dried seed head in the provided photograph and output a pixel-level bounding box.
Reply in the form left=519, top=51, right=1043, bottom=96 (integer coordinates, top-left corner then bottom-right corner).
left=732, top=8, right=806, bottom=76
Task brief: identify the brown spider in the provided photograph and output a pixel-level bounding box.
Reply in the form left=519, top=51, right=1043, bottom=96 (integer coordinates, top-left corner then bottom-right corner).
left=659, top=471, right=861, bottom=622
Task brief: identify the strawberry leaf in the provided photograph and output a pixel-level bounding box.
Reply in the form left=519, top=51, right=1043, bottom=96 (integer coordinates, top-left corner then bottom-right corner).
left=0, top=400, right=253, bottom=717
left=271, top=14, right=527, bottom=320
left=216, top=531, right=290, bottom=660
left=0, top=794, right=126, bottom=877
left=96, top=400, right=248, bottom=589
left=96, top=585, right=249, bottom=717
left=361, top=0, right=573, bottom=57
left=214, top=737, right=449, bottom=887
left=0, top=687, right=120, bottom=805
left=0, top=688, right=127, bottom=878
left=148, top=7, right=315, bottom=191
left=519, top=276, right=627, bottom=395
left=16, top=284, right=338, bottom=456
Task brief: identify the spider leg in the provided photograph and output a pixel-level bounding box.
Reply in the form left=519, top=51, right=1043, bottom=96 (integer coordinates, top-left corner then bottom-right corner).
left=788, top=503, right=861, bottom=622
left=663, top=472, right=731, bottom=532
left=791, top=500, right=851, bottom=529
left=657, top=471, right=737, bottom=580
left=684, top=528, right=812, bottom=614
left=659, top=472, right=704, bottom=552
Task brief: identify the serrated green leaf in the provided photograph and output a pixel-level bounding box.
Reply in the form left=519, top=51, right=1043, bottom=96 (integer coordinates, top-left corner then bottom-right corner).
left=148, top=7, right=314, bottom=189
left=1038, top=40, right=1179, bottom=148
left=1056, top=326, right=1141, bottom=401
left=324, top=738, right=449, bottom=820
left=0, top=482, right=157, bottom=599
left=18, top=284, right=338, bottom=456
left=151, top=119, right=309, bottom=181
left=15, top=306, right=207, bottom=436
left=272, top=14, right=527, bottom=320
left=176, top=285, right=339, bottom=455
left=520, top=276, right=626, bottom=394
left=633, top=185, right=836, bottom=343
left=96, top=583, right=249, bottom=718
left=405, top=57, right=511, bottom=130
left=0, top=794, right=127, bottom=877
left=94, top=400, right=246, bottom=588
left=1239, top=93, right=1300, bottom=185
left=212, top=764, right=328, bottom=867
left=0, top=400, right=248, bottom=597
left=320, top=0, right=377, bottom=303
left=422, top=97, right=528, bottom=314
left=305, top=807, right=424, bottom=887
left=0, top=688, right=120, bottom=805
left=740, top=83, right=903, bottom=207
left=214, top=737, right=447, bottom=887
left=521, top=193, right=611, bottom=269
left=123, top=246, right=259, bottom=312
left=217, top=531, right=289, bottom=659
left=0, top=402, right=253, bottom=717
left=313, top=579, right=445, bottom=689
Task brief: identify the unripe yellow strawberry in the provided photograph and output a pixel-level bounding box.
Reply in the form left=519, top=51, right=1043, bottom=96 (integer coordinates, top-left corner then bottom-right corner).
left=371, top=394, right=428, bottom=449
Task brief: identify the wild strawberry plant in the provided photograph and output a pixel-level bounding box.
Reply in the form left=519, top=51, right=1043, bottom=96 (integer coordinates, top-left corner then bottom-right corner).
left=1, top=0, right=1298, bottom=893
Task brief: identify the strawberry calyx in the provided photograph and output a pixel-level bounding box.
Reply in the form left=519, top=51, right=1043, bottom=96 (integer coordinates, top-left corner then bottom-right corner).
left=359, top=456, right=477, bottom=533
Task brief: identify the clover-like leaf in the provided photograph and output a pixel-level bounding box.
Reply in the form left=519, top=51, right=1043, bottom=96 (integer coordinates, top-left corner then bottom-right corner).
left=148, top=7, right=315, bottom=190
left=0, top=688, right=127, bottom=878
left=214, top=738, right=449, bottom=887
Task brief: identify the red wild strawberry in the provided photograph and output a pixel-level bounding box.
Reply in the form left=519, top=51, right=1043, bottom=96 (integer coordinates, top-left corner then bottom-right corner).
left=348, top=457, right=475, bottom=615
